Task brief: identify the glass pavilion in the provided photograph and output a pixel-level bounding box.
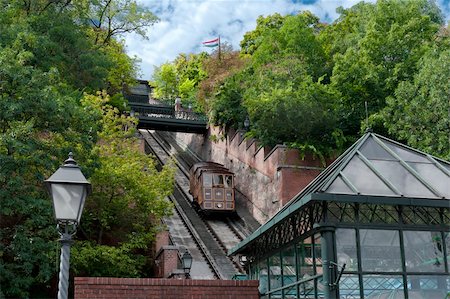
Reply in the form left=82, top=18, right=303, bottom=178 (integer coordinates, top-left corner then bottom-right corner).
left=229, top=132, right=450, bottom=299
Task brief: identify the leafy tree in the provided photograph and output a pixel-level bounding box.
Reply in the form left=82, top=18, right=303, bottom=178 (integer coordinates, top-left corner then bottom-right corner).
left=0, top=0, right=165, bottom=296
left=383, top=43, right=450, bottom=159
left=73, top=92, right=175, bottom=277
left=151, top=53, right=209, bottom=109
left=198, top=44, right=247, bottom=111
left=240, top=13, right=286, bottom=56
left=209, top=72, right=248, bottom=130
left=328, top=0, right=444, bottom=136
left=151, top=63, right=179, bottom=103
left=74, top=0, right=159, bottom=45
left=207, top=12, right=341, bottom=156
left=0, top=45, right=98, bottom=299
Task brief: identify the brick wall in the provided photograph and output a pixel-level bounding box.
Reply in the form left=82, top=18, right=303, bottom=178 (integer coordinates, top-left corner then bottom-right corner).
left=74, top=277, right=259, bottom=299
left=154, top=246, right=180, bottom=278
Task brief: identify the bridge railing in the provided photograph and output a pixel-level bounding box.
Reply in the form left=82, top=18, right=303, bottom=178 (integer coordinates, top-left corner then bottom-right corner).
left=130, top=103, right=208, bottom=122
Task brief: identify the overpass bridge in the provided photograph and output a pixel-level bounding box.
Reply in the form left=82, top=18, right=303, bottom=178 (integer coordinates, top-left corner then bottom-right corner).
left=125, top=81, right=208, bottom=134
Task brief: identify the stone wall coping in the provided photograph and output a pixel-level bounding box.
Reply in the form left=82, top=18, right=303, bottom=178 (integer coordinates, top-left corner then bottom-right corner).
left=155, top=245, right=179, bottom=258
left=263, top=144, right=287, bottom=162
left=75, top=277, right=259, bottom=287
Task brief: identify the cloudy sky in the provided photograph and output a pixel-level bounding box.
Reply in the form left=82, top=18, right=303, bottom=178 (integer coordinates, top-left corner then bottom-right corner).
left=125, top=0, right=450, bottom=80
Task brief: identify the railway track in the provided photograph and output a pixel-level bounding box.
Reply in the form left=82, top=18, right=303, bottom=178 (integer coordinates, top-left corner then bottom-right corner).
left=141, top=129, right=243, bottom=279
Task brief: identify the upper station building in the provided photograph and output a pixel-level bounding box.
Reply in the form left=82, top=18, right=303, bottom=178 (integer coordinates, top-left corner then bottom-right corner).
left=229, top=131, right=450, bottom=299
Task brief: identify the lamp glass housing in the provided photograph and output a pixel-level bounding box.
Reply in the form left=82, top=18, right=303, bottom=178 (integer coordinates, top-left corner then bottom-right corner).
left=182, top=251, right=193, bottom=273
left=45, top=153, right=91, bottom=225
left=50, top=183, right=87, bottom=223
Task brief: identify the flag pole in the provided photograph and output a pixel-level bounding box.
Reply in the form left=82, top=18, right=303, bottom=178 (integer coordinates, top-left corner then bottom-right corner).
left=218, top=35, right=221, bottom=61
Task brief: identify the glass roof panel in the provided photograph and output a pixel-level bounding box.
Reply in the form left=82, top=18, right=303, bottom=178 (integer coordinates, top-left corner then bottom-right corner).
left=441, top=162, right=450, bottom=173
left=370, top=160, right=438, bottom=198
left=384, top=140, right=429, bottom=163
left=360, top=137, right=396, bottom=161
left=340, top=156, right=396, bottom=196
left=326, top=175, right=356, bottom=194
left=407, top=162, right=450, bottom=198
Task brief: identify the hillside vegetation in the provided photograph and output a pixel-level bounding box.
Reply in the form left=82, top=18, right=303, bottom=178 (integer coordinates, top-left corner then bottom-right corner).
left=152, top=0, right=449, bottom=161
left=0, top=1, right=174, bottom=297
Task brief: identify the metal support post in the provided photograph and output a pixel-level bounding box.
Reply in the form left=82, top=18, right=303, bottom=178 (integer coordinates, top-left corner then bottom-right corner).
left=319, top=224, right=337, bottom=299
left=57, top=225, right=74, bottom=299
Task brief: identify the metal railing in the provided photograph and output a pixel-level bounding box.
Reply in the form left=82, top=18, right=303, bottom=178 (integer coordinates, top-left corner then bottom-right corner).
left=130, top=103, right=207, bottom=122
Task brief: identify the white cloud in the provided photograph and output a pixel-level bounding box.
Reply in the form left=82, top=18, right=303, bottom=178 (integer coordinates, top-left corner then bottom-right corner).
left=125, top=0, right=449, bottom=80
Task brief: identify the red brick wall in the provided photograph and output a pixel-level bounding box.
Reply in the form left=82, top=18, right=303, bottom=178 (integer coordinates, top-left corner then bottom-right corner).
left=154, top=246, right=180, bottom=278
left=75, top=277, right=259, bottom=299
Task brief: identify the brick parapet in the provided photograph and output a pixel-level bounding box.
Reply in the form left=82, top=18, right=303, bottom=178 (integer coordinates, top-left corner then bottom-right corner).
left=74, top=277, right=259, bottom=299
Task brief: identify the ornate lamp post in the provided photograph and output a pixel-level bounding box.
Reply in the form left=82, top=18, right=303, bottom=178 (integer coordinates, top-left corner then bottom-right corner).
left=44, top=153, right=91, bottom=299
left=181, top=251, right=193, bottom=278
left=244, top=116, right=250, bottom=130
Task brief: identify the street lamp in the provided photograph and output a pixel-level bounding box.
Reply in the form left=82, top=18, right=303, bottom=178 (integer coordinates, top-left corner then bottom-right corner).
left=181, top=250, right=193, bottom=278
left=243, top=116, right=250, bottom=130
left=44, top=152, right=91, bottom=299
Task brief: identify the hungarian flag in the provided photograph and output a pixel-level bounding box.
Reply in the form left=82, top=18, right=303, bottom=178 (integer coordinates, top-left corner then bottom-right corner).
left=202, top=37, right=219, bottom=47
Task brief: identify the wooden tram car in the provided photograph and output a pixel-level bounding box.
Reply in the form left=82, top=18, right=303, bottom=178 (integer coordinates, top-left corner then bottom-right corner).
left=189, top=162, right=235, bottom=213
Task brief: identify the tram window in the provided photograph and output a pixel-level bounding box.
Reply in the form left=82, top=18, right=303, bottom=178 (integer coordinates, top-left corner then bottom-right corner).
left=203, top=174, right=212, bottom=187
left=213, top=174, right=224, bottom=186
left=225, top=175, right=233, bottom=188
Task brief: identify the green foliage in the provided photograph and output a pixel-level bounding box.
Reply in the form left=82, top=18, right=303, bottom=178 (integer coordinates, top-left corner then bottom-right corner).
left=240, top=13, right=286, bottom=56
left=327, top=0, right=443, bottom=136
left=0, top=38, right=98, bottom=299
left=207, top=12, right=341, bottom=155
left=209, top=73, right=247, bottom=130
left=201, top=1, right=446, bottom=160
left=74, top=92, right=175, bottom=277
left=74, top=0, right=159, bottom=45
left=151, top=63, right=179, bottom=103
left=383, top=44, right=450, bottom=160
left=151, top=52, right=208, bottom=109
left=244, top=76, right=342, bottom=153
left=71, top=241, right=146, bottom=277
left=0, top=1, right=161, bottom=296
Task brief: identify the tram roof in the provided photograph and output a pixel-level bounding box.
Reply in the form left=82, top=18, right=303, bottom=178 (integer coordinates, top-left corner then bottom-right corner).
left=229, top=131, right=450, bottom=256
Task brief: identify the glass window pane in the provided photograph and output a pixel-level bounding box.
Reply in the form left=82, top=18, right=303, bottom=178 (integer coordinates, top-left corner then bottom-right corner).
left=363, top=275, right=404, bottom=298
left=213, top=174, right=224, bottom=186
left=406, top=162, right=450, bottom=198
left=403, top=231, right=445, bottom=273
left=336, top=229, right=358, bottom=272
left=269, top=254, right=282, bottom=291
left=446, top=232, right=450, bottom=271
left=298, top=237, right=315, bottom=280
left=360, top=229, right=402, bottom=272
left=339, top=274, right=360, bottom=299
left=327, top=176, right=356, bottom=194
left=259, top=258, right=269, bottom=295
left=314, top=233, right=323, bottom=276
left=360, top=137, right=397, bottom=161
left=283, top=286, right=298, bottom=299
left=282, top=245, right=296, bottom=287
left=371, top=160, right=437, bottom=198
left=341, top=156, right=396, bottom=196
left=225, top=175, right=233, bottom=188
left=203, top=173, right=212, bottom=187
left=385, top=141, right=429, bottom=163
left=407, top=275, right=450, bottom=299
left=299, top=279, right=316, bottom=299
left=51, top=183, right=84, bottom=221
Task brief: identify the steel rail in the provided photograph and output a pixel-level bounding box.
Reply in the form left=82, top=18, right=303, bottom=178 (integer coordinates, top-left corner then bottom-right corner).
left=141, top=130, right=222, bottom=279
